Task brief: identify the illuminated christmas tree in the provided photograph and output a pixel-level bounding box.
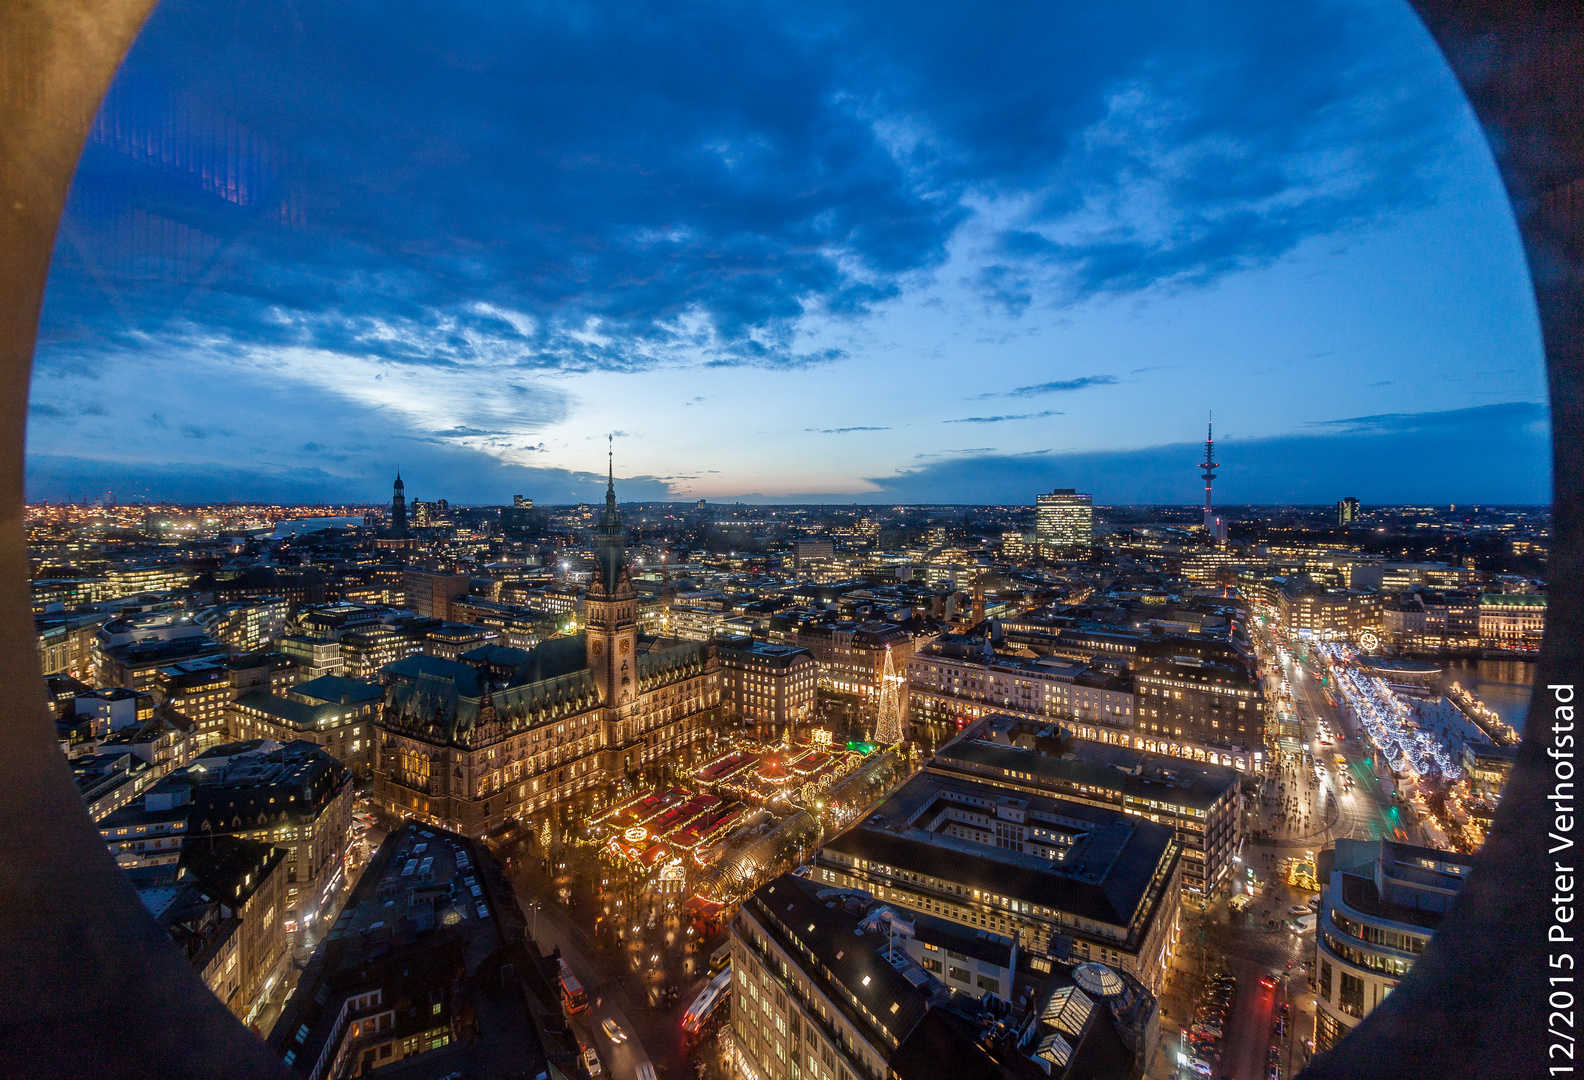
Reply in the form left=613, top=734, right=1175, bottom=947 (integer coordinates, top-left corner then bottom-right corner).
left=874, top=644, right=904, bottom=744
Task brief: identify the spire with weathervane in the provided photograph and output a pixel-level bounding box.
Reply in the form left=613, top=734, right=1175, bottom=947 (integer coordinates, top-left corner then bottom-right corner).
left=586, top=435, right=637, bottom=708
left=594, top=435, right=628, bottom=595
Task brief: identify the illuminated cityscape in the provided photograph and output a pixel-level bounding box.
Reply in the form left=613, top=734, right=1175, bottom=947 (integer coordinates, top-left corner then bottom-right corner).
left=32, top=459, right=1545, bottom=1080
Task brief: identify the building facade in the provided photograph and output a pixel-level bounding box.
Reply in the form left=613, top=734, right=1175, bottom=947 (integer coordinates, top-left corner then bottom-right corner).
left=907, top=635, right=1263, bottom=773
left=1035, top=489, right=1093, bottom=549
left=136, top=836, right=290, bottom=1023
left=932, top=714, right=1242, bottom=897
left=811, top=770, right=1181, bottom=995
left=100, top=738, right=354, bottom=933
left=402, top=569, right=471, bottom=622
left=197, top=597, right=289, bottom=650
left=372, top=463, right=725, bottom=837
left=1313, top=839, right=1474, bottom=1054
left=1130, top=638, right=1265, bottom=758
left=718, top=640, right=818, bottom=739
left=1477, top=593, right=1545, bottom=649
left=1276, top=586, right=1383, bottom=638
left=794, top=620, right=914, bottom=699
left=227, top=675, right=383, bottom=776
left=35, top=613, right=101, bottom=680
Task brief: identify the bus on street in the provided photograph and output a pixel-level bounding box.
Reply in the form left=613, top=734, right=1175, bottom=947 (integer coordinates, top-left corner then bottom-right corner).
left=683, top=967, right=732, bottom=1035
left=558, top=958, right=589, bottom=1014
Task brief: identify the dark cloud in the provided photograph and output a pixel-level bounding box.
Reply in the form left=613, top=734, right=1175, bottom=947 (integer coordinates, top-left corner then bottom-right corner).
left=945, top=411, right=1062, bottom=424
left=861, top=403, right=1550, bottom=504
left=980, top=376, right=1119, bottom=400
left=431, top=426, right=503, bottom=438
left=38, top=0, right=1456, bottom=381
left=28, top=0, right=1490, bottom=504
left=180, top=424, right=236, bottom=440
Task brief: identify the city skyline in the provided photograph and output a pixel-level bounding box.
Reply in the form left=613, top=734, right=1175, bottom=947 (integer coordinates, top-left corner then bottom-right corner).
left=24, top=398, right=1552, bottom=509
left=29, top=0, right=1550, bottom=506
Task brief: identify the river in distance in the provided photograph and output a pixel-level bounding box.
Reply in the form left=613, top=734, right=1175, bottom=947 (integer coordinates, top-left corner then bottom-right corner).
left=1442, top=657, right=1536, bottom=734
left=272, top=515, right=364, bottom=537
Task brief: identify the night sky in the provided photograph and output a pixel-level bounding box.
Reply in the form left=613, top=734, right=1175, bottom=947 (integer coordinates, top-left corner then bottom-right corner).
left=28, top=0, right=1549, bottom=506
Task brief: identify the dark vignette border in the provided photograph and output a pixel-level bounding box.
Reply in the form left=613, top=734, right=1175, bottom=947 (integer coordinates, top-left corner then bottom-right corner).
left=0, top=2, right=1575, bottom=1077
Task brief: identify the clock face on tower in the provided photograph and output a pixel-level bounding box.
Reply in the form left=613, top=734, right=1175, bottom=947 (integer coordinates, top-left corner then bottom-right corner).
left=591, top=640, right=603, bottom=656
left=619, top=639, right=631, bottom=655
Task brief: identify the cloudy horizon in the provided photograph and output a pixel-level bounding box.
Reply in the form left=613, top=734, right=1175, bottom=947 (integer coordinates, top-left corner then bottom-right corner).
left=29, top=0, right=1549, bottom=506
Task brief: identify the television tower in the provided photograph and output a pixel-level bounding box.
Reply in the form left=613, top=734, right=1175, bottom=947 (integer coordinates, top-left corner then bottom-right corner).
left=1200, top=413, right=1224, bottom=542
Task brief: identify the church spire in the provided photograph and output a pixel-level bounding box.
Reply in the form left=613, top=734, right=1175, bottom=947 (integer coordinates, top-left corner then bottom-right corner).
left=391, top=466, right=408, bottom=534
left=605, top=434, right=616, bottom=515
left=595, top=435, right=627, bottom=594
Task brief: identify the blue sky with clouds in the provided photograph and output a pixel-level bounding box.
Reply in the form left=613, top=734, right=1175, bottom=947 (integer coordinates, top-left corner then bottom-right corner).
left=28, top=0, right=1549, bottom=505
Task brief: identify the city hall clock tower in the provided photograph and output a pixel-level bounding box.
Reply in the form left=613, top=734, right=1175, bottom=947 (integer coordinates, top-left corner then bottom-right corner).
left=585, top=442, right=638, bottom=708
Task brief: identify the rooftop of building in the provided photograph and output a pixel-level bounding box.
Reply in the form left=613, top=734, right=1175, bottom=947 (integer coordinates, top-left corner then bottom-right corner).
left=936, top=716, right=1241, bottom=811
left=1323, top=837, right=1476, bottom=932
left=271, top=822, right=547, bottom=1079
left=74, top=685, right=147, bottom=703
left=742, top=874, right=935, bottom=1050
left=716, top=638, right=813, bottom=666
left=287, top=674, right=384, bottom=707
left=179, top=834, right=286, bottom=910
left=1465, top=741, right=1520, bottom=762
left=232, top=689, right=362, bottom=728
left=819, top=771, right=1178, bottom=933
left=383, top=632, right=712, bottom=743
left=101, top=634, right=226, bottom=666
left=912, top=641, right=1129, bottom=690
left=743, top=873, right=1147, bottom=1080
left=325, top=824, right=502, bottom=962
left=458, top=643, right=535, bottom=667
left=425, top=622, right=496, bottom=642
left=794, top=619, right=914, bottom=645
left=101, top=739, right=350, bottom=832
left=1478, top=592, right=1547, bottom=607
